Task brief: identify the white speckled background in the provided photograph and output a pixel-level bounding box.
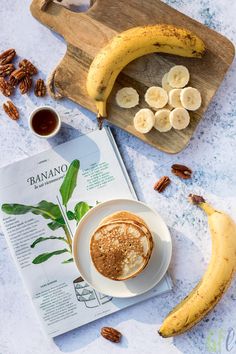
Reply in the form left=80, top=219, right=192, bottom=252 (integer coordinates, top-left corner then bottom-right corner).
left=0, top=1, right=236, bottom=353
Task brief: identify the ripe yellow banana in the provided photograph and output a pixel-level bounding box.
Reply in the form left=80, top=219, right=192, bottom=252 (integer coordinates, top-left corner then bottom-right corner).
left=86, top=24, right=205, bottom=127
left=159, top=194, right=236, bottom=338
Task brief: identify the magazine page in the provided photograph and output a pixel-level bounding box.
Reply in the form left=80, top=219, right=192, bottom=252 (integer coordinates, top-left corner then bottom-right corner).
left=0, top=128, right=172, bottom=337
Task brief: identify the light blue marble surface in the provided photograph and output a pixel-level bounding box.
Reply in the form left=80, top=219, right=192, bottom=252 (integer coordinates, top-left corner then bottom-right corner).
left=0, top=1, right=236, bottom=353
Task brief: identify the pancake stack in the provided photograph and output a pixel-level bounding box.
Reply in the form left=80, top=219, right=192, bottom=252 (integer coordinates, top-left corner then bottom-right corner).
left=90, top=211, right=154, bottom=281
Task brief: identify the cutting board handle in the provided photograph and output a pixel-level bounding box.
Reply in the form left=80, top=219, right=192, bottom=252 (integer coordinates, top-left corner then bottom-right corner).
left=39, top=0, right=97, bottom=12
left=31, top=0, right=81, bottom=39
left=30, top=0, right=116, bottom=56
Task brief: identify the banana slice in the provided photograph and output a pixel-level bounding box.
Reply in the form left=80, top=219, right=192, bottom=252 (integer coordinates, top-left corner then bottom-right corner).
left=116, top=87, right=139, bottom=108
left=154, top=109, right=172, bottom=132
left=167, top=65, right=190, bottom=88
left=162, top=73, right=173, bottom=92
left=133, top=108, right=155, bottom=134
left=169, top=89, right=183, bottom=108
left=170, top=107, right=190, bottom=130
left=180, top=87, right=202, bottom=111
left=145, top=86, right=168, bottom=109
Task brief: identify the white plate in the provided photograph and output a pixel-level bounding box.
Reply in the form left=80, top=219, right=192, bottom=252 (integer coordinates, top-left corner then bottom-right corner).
left=72, top=199, right=172, bottom=298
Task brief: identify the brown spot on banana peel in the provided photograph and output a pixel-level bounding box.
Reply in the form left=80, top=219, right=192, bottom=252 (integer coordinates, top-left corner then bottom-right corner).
left=98, top=86, right=106, bottom=95
left=96, top=70, right=114, bottom=98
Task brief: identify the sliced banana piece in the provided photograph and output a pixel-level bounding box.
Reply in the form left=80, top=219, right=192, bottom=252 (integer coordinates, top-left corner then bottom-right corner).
left=145, top=86, right=168, bottom=109
left=133, top=108, right=155, bottom=134
left=167, top=65, right=190, bottom=88
left=154, top=109, right=172, bottom=132
left=170, top=107, right=190, bottom=130
left=162, top=73, right=173, bottom=92
left=116, top=87, right=139, bottom=108
left=180, top=87, right=202, bottom=111
left=169, top=89, right=183, bottom=108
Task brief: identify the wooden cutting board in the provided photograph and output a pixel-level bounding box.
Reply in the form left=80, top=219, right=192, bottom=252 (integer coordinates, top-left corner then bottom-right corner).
left=30, top=0, right=234, bottom=153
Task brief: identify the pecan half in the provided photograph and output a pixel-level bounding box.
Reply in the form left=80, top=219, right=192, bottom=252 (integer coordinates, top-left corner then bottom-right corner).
left=19, top=75, right=32, bottom=94
left=19, top=59, right=38, bottom=75
left=0, top=49, right=16, bottom=65
left=0, top=64, right=15, bottom=77
left=101, top=327, right=122, bottom=343
left=0, top=77, right=14, bottom=97
left=9, top=68, right=26, bottom=86
left=171, top=164, right=192, bottom=179
left=154, top=176, right=171, bottom=193
left=3, top=101, right=19, bottom=120
left=34, top=79, right=47, bottom=97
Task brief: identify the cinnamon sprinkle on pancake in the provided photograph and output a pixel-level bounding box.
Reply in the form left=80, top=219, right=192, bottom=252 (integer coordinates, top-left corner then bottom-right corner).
left=90, top=212, right=154, bottom=281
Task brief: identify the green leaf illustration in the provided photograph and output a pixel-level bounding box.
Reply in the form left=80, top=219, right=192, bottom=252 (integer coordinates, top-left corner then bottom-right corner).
left=32, top=201, right=62, bottom=219
left=67, top=211, right=75, bottom=220
left=32, top=249, right=69, bottom=264
left=74, top=201, right=90, bottom=222
left=60, top=160, right=80, bottom=207
left=2, top=200, right=62, bottom=221
left=2, top=204, right=32, bottom=215
left=47, top=222, right=60, bottom=231
left=62, top=258, right=74, bottom=264
left=47, top=217, right=65, bottom=230
left=31, top=236, right=67, bottom=248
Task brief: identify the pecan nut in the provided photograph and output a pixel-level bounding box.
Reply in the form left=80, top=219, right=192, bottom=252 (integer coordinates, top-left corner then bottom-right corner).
left=0, top=77, right=14, bottom=97
left=0, top=64, right=15, bottom=77
left=9, top=68, right=26, bottom=86
left=171, top=164, right=192, bottom=179
left=19, top=75, right=32, bottom=94
left=101, top=327, right=122, bottom=343
left=19, top=59, right=38, bottom=76
left=0, top=49, right=16, bottom=65
left=154, top=176, right=171, bottom=193
left=34, top=79, right=47, bottom=97
left=3, top=101, right=19, bottom=120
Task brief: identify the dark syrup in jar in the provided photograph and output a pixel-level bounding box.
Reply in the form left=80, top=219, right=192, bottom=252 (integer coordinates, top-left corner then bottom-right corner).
left=32, top=109, right=58, bottom=136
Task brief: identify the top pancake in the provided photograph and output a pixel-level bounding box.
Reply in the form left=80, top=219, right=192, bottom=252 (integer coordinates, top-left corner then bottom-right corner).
left=99, top=211, right=149, bottom=228
left=90, top=211, right=154, bottom=281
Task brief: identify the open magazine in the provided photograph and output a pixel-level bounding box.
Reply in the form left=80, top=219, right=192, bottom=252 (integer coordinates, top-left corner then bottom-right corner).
left=0, top=128, right=172, bottom=337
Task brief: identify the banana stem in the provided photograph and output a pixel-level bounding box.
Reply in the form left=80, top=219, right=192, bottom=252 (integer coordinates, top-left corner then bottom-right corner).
left=188, top=194, right=215, bottom=216
left=97, top=114, right=104, bottom=130
left=96, top=101, right=107, bottom=130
